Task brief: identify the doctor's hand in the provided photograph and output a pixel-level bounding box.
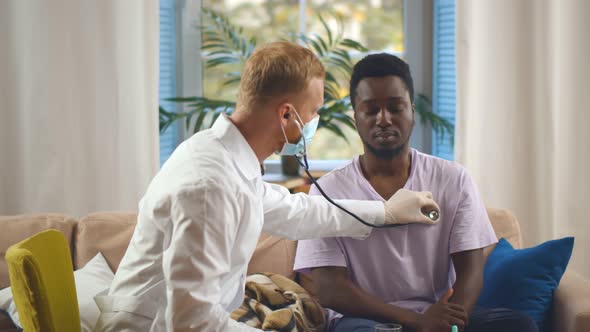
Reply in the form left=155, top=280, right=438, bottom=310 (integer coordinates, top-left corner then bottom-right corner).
left=384, top=189, right=440, bottom=225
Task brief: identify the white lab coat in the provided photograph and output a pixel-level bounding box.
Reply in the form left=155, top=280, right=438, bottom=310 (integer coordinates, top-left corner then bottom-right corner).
left=93, top=115, right=384, bottom=332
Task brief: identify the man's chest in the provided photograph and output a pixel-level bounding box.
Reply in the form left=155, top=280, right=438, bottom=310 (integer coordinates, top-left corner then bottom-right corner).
left=368, top=177, right=407, bottom=200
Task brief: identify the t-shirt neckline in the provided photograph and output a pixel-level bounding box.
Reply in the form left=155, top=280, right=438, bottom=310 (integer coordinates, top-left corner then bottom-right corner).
left=352, top=149, right=417, bottom=201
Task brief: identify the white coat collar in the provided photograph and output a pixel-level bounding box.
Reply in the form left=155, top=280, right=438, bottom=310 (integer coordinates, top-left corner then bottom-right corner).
left=211, top=114, right=262, bottom=180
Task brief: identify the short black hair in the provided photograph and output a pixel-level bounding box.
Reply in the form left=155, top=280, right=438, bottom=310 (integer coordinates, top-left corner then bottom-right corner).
left=349, top=53, right=414, bottom=109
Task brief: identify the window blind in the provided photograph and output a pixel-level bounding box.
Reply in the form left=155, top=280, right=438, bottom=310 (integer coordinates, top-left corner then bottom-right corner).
left=159, top=0, right=178, bottom=165
left=432, top=0, right=456, bottom=160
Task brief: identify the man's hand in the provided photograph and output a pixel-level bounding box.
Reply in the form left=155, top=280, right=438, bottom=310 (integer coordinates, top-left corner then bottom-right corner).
left=416, top=289, right=467, bottom=332
left=384, top=189, right=440, bottom=225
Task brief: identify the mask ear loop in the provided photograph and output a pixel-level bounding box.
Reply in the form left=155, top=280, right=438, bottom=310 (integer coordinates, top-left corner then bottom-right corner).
left=289, top=105, right=306, bottom=129
left=280, top=105, right=305, bottom=150
left=279, top=120, right=290, bottom=145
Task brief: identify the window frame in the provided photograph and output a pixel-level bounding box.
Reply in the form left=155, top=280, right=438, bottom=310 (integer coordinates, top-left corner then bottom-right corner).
left=161, top=0, right=436, bottom=170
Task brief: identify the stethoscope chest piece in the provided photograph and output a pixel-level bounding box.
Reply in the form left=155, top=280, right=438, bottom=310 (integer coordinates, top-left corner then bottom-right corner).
left=428, top=210, right=440, bottom=221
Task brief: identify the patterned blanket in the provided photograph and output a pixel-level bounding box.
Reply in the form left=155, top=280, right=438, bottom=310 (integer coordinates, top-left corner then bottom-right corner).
left=231, top=273, right=326, bottom=332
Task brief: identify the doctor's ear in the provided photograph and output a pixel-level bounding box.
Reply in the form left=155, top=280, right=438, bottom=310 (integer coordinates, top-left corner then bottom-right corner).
left=278, top=103, right=291, bottom=121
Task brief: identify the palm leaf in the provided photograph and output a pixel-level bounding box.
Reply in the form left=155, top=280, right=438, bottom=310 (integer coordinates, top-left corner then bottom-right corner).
left=313, top=33, right=329, bottom=53
left=340, top=38, right=368, bottom=52
left=318, top=14, right=333, bottom=46
left=166, top=97, right=198, bottom=103
left=304, top=36, right=325, bottom=56
left=321, top=122, right=349, bottom=143
left=222, top=75, right=242, bottom=87
left=324, top=80, right=341, bottom=98
left=414, top=94, right=455, bottom=141
left=332, top=48, right=352, bottom=62
left=193, top=109, right=209, bottom=132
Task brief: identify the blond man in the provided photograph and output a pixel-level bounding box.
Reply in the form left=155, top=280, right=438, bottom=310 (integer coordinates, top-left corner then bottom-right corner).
left=93, top=41, right=439, bottom=331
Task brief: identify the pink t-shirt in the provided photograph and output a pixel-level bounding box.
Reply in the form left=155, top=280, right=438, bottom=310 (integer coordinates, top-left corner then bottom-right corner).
left=294, top=149, right=497, bottom=328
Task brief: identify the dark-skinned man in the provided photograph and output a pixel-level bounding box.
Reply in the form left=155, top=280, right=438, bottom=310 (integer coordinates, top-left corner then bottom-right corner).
left=294, top=54, right=538, bottom=332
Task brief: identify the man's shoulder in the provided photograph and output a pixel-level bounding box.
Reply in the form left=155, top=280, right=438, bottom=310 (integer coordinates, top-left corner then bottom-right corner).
left=314, top=159, right=357, bottom=186
left=413, top=149, right=466, bottom=180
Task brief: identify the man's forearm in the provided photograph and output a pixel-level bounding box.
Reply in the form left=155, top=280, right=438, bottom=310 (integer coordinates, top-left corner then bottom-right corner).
left=450, top=274, right=482, bottom=315
left=450, top=249, right=485, bottom=315
left=320, top=280, right=420, bottom=327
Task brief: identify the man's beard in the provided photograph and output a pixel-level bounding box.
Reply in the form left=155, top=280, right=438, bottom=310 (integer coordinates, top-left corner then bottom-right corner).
left=366, top=142, right=406, bottom=160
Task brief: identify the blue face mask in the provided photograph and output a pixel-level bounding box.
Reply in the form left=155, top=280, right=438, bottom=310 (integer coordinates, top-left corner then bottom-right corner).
left=278, top=106, right=319, bottom=157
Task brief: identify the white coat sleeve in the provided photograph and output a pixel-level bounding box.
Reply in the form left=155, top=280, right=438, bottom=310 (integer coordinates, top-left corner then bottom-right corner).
left=162, top=181, right=261, bottom=332
left=261, top=182, right=385, bottom=240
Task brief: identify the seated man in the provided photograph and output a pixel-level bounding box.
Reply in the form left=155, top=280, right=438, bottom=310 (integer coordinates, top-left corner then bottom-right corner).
left=294, top=54, right=538, bottom=332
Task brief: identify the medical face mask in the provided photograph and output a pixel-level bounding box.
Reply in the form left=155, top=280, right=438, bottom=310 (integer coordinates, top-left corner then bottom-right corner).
left=278, top=106, right=319, bottom=157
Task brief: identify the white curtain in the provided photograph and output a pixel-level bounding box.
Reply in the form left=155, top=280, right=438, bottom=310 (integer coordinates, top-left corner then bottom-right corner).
left=0, top=0, right=159, bottom=217
left=456, top=0, right=590, bottom=277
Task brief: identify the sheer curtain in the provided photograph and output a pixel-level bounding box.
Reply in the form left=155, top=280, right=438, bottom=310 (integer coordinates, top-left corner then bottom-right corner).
left=456, top=0, right=590, bottom=277
left=0, top=0, right=159, bottom=217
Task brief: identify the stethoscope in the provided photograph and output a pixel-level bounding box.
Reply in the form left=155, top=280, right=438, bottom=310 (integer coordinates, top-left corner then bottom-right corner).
left=294, top=139, right=439, bottom=229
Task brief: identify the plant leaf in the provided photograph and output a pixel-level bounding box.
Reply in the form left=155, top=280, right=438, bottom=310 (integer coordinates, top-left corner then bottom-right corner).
left=194, top=110, right=209, bottom=132
left=165, top=97, right=197, bottom=103
left=340, top=38, right=368, bottom=52
left=318, top=14, right=333, bottom=46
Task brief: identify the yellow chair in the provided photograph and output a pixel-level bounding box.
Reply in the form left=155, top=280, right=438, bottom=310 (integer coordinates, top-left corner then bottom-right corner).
left=5, top=229, right=81, bottom=332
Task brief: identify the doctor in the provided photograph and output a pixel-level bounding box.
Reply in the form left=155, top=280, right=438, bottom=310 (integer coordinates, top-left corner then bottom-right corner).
left=94, top=41, right=440, bottom=331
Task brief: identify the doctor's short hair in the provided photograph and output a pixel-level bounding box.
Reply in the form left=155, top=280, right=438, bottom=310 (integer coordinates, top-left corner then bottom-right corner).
left=349, top=53, right=414, bottom=109
left=238, top=41, right=325, bottom=110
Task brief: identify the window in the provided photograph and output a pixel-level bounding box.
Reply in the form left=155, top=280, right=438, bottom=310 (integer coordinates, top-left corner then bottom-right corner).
left=159, top=0, right=179, bottom=165
left=432, top=0, right=456, bottom=160
left=201, top=0, right=404, bottom=160
left=306, top=0, right=404, bottom=160
left=159, top=1, right=449, bottom=164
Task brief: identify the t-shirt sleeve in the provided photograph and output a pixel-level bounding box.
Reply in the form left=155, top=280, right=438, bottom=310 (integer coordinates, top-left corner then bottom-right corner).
left=449, top=169, right=498, bottom=254
left=292, top=183, right=348, bottom=272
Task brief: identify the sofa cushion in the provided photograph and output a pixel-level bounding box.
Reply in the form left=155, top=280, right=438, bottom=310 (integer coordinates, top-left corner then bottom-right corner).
left=247, top=233, right=297, bottom=280
left=0, top=214, right=76, bottom=289
left=477, top=237, right=574, bottom=332
left=74, top=212, right=136, bottom=272
left=74, top=213, right=297, bottom=279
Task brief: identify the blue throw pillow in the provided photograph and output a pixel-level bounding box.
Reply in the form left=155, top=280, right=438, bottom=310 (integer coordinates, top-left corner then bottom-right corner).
left=477, top=237, right=574, bottom=332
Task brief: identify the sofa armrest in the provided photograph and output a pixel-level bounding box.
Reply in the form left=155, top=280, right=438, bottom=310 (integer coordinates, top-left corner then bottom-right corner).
left=553, top=269, right=590, bottom=332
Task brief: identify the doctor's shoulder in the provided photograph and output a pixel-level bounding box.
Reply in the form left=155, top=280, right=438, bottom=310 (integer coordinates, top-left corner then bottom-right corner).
left=144, top=151, right=235, bottom=199
left=139, top=174, right=238, bottom=217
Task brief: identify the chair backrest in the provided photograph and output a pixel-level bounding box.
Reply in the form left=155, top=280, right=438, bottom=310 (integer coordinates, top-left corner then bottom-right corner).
left=6, top=229, right=81, bottom=332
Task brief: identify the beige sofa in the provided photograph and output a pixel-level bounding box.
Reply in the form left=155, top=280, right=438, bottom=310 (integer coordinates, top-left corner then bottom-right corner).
left=1, top=209, right=589, bottom=332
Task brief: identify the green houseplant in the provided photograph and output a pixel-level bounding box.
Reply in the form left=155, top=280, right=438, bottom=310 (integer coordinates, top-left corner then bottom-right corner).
left=159, top=9, right=453, bottom=174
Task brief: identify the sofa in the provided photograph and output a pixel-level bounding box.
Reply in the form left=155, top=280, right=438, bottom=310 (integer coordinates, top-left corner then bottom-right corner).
left=1, top=209, right=589, bottom=332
